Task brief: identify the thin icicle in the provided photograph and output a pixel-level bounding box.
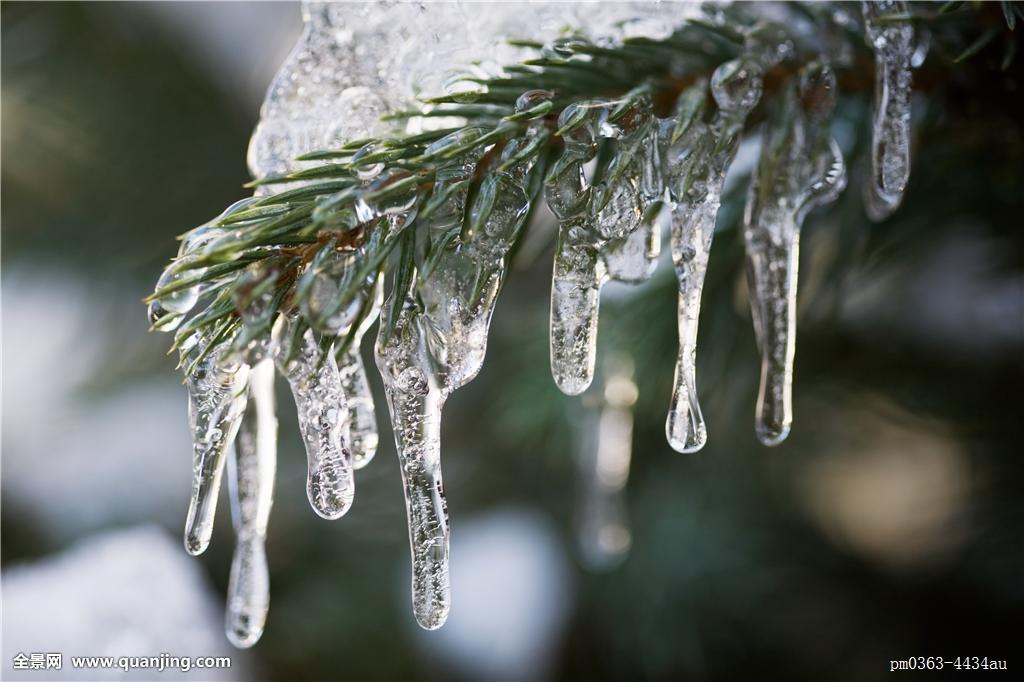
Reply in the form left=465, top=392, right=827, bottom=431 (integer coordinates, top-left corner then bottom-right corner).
left=743, top=63, right=847, bottom=446
left=225, top=358, right=277, bottom=648
left=182, top=336, right=251, bottom=556
left=375, top=127, right=536, bottom=630
left=665, top=59, right=763, bottom=453
left=337, top=279, right=384, bottom=469
left=375, top=297, right=450, bottom=631
left=274, top=316, right=355, bottom=520
left=862, top=0, right=913, bottom=220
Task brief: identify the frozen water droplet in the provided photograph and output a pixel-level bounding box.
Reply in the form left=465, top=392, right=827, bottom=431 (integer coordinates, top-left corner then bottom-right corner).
left=862, top=0, right=913, bottom=220
left=148, top=299, right=184, bottom=333
left=743, top=64, right=846, bottom=446
left=514, top=89, right=554, bottom=113
left=225, top=359, right=276, bottom=648
left=153, top=268, right=200, bottom=316
left=273, top=316, right=355, bottom=519
left=301, top=247, right=368, bottom=335
left=352, top=142, right=386, bottom=181
left=182, top=335, right=251, bottom=555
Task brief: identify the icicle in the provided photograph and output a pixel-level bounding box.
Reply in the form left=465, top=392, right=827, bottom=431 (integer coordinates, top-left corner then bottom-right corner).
left=182, top=336, right=251, bottom=556
left=862, top=0, right=913, bottom=221
left=273, top=316, right=355, bottom=520
left=576, top=355, right=637, bottom=570
left=547, top=99, right=654, bottom=395
left=337, top=279, right=384, bottom=469
left=375, top=127, right=536, bottom=629
left=375, top=298, right=450, bottom=631
left=225, top=358, right=277, bottom=648
left=743, top=63, right=847, bottom=446
left=664, top=59, right=763, bottom=453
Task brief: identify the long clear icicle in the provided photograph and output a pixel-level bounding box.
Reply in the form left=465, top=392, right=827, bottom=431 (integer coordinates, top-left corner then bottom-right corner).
left=274, top=317, right=355, bottom=520
left=375, top=122, right=537, bottom=629
left=375, top=299, right=450, bottom=630
left=743, top=62, right=847, bottom=446
left=665, top=59, right=764, bottom=453
left=182, top=337, right=251, bottom=556
left=862, top=0, right=913, bottom=221
left=225, top=358, right=277, bottom=648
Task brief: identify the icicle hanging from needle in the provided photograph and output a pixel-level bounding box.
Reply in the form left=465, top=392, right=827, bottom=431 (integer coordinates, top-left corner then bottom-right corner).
left=181, top=334, right=251, bottom=556
left=742, top=62, right=847, bottom=446
left=225, top=358, right=277, bottom=648
left=862, top=0, right=914, bottom=221
left=664, top=58, right=764, bottom=454
left=273, top=316, right=356, bottom=520
left=547, top=95, right=656, bottom=395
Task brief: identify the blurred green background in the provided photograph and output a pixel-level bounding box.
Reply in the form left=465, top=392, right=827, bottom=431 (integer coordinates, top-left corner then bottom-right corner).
left=2, top=3, right=1022, bottom=681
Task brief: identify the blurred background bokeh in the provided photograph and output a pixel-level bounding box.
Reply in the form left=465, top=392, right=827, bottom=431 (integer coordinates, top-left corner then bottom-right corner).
left=2, top=3, right=1022, bottom=681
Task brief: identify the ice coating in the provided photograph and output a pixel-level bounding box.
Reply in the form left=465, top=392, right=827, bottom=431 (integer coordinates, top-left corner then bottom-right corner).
left=273, top=317, right=355, bottom=520
left=547, top=100, right=655, bottom=395
left=743, top=63, right=847, bottom=446
left=576, top=356, right=638, bottom=570
left=862, top=0, right=913, bottom=221
left=337, top=279, right=384, bottom=469
left=602, top=220, right=661, bottom=284
left=182, top=336, right=251, bottom=556
left=375, top=130, right=536, bottom=630
left=300, top=247, right=369, bottom=335
left=603, top=118, right=665, bottom=283
left=225, top=359, right=277, bottom=648
left=664, top=60, right=763, bottom=453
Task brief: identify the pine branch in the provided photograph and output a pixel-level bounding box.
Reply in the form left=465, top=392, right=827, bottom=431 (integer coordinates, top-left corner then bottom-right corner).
left=146, top=0, right=1007, bottom=360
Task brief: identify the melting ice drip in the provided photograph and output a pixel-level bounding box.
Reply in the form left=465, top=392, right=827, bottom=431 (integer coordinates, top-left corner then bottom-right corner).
left=148, top=1, right=923, bottom=646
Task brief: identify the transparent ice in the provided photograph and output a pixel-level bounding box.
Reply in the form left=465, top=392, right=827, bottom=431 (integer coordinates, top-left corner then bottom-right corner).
left=664, top=59, right=763, bottom=454
left=181, top=335, right=251, bottom=556
left=225, top=358, right=277, bottom=648
left=274, top=316, right=355, bottom=520
left=337, top=280, right=384, bottom=469
left=862, top=0, right=913, bottom=221
left=547, top=99, right=656, bottom=395
left=742, top=63, right=847, bottom=446
left=375, top=129, right=536, bottom=630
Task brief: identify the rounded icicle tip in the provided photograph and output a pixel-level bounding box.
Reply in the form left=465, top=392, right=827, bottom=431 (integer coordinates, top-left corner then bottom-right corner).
left=307, top=475, right=355, bottom=520
left=184, top=527, right=211, bottom=557
left=710, top=58, right=763, bottom=117
left=755, top=421, right=791, bottom=448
